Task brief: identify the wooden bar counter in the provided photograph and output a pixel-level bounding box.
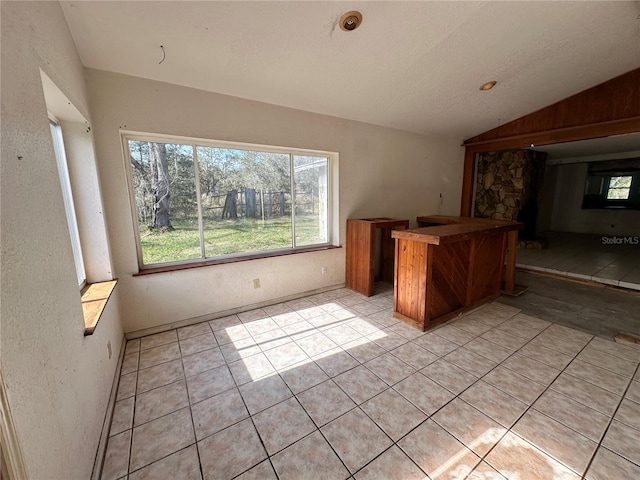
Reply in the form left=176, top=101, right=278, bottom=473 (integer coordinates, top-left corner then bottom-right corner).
left=346, top=218, right=409, bottom=296
left=392, top=218, right=522, bottom=331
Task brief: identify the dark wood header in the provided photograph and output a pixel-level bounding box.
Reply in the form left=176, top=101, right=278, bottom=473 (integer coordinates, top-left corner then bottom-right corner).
left=460, top=67, right=640, bottom=217
left=464, top=68, right=640, bottom=146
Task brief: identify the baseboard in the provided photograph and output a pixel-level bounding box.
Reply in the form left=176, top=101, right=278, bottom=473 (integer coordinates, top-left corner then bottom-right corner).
left=90, top=335, right=127, bottom=480
left=125, top=283, right=346, bottom=339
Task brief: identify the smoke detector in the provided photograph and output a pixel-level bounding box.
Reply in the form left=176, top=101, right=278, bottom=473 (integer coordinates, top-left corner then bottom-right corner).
left=339, top=11, right=363, bottom=31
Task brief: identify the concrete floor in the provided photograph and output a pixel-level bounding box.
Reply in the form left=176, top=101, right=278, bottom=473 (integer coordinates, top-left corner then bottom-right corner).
left=497, top=270, right=640, bottom=339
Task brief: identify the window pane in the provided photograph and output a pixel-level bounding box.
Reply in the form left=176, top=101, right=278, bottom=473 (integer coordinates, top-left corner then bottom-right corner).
left=293, top=155, right=329, bottom=246
left=196, top=147, right=292, bottom=256
left=609, top=176, right=632, bottom=189
left=607, top=188, right=630, bottom=200
left=607, top=176, right=632, bottom=200
left=128, top=141, right=200, bottom=264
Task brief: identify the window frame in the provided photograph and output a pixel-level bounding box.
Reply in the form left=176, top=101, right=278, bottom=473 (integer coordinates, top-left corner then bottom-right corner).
left=50, top=117, right=86, bottom=287
left=121, top=131, right=337, bottom=270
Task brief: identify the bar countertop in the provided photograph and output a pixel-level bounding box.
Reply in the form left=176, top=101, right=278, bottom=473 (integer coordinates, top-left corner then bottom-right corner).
left=392, top=219, right=522, bottom=246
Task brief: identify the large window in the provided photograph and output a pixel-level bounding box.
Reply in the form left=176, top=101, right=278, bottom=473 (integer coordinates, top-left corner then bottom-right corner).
left=50, top=119, right=86, bottom=286
left=123, top=133, right=333, bottom=267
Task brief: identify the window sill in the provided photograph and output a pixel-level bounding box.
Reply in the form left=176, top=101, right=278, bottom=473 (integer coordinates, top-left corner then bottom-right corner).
left=81, top=280, right=117, bottom=336
left=134, top=244, right=341, bottom=276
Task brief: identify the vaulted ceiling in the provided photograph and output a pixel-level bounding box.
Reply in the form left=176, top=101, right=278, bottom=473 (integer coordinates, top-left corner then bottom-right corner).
left=61, top=1, right=640, bottom=140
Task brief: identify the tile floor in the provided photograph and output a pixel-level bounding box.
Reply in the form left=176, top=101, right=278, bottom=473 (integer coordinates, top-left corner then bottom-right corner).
left=517, top=231, right=640, bottom=290
left=102, top=283, right=640, bottom=480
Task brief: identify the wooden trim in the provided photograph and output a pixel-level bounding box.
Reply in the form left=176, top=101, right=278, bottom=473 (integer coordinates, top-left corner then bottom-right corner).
left=0, top=370, right=28, bottom=480
left=463, top=116, right=640, bottom=150
left=135, top=244, right=341, bottom=276
left=460, top=117, right=640, bottom=219
left=393, top=293, right=500, bottom=332
left=391, top=222, right=521, bottom=245
left=460, top=68, right=640, bottom=216
left=503, top=230, right=518, bottom=294
left=465, top=68, right=640, bottom=144
left=460, top=149, right=476, bottom=217
left=81, top=280, right=118, bottom=336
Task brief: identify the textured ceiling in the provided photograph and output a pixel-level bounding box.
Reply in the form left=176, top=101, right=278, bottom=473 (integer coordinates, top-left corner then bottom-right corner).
left=534, top=133, right=640, bottom=162
left=61, top=1, right=640, bottom=141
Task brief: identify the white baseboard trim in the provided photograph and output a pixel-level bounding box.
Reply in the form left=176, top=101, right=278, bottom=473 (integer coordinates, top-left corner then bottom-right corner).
left=90, top=335, right=127, bottom=480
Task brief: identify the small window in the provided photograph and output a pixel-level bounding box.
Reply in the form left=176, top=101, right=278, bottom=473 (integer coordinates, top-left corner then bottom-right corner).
left=582, top=158, right=640, bottom=210
left=50, top=120, right=86, bottom=286
left=124, top=133, right=335, bottom=267
left=606, top=175, right=632, bottom=200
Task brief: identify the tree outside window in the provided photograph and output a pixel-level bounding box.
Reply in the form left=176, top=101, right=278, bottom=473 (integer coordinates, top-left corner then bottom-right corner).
left=125, top=136, right=332, bottom=266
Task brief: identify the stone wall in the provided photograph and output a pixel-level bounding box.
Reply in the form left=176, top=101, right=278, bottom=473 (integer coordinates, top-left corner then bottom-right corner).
left=474, top=149, right=546, bottom=238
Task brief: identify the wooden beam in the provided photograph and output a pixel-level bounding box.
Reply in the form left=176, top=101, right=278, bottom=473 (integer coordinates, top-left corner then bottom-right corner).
left=459, top=68, right=640, bottom=217
left=460, top=149, right=477, bottom=217
left=464, top=68, right=640, bottom=145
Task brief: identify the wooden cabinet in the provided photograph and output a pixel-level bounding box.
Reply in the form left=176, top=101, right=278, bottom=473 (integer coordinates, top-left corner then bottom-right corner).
left=392, top=217, right=522, bottom=331
left=346, top=218, right=409, bottom=296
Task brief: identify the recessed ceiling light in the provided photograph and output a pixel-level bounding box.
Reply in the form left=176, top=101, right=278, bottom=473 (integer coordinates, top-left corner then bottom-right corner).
left=480, top=81, right=497, bottom=91
left=339, top=11, right=363, bottom=31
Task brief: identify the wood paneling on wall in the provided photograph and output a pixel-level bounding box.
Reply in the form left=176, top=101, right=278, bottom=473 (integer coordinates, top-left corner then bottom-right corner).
left=460, top=68, right=640, bottom=216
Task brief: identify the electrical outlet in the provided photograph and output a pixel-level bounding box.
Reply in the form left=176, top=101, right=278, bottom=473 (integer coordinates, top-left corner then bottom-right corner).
left=321, top=266, right=328, bottom=274
left=107, top=340, right=112, bottom=360
left=253, top=278, right=260, bottom=289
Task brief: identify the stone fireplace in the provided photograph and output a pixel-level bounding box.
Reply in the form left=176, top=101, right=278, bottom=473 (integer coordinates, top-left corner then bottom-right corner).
left=474, top=149, right=547, bottom=247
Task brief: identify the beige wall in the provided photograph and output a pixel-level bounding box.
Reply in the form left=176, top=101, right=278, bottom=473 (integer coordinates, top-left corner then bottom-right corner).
left=87, top=69, right=465, bottom=333
left=0, top=3, right=124, bottom=479
left=550, top=163, right=640, bottom=236
left=0, top=3, right=464, bottom=475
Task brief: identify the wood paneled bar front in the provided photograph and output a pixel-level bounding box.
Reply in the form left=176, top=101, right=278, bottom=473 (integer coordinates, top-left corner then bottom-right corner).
left=392, top=217, right=522, bottom=331
left=346, top=218, right=409, bottom=296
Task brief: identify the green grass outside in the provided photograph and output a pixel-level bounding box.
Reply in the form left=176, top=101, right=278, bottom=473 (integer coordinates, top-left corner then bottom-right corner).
left=140, top=216, right=324, bottom=264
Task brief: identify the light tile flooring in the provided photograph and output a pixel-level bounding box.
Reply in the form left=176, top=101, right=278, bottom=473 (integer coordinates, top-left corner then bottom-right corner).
left=517, top=231, right=640, bottom=290
left=102, top=284, right=640, bottom=480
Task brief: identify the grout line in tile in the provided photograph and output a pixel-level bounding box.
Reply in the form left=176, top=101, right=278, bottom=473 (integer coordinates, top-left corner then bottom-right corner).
left=179, top=344, right=207, bottom=480
left=458, top=327, right=593, bottom=477
left=107, top=285, right=640, bottom=480
left=580, top=360, right=640, bottom=477
left=124, top=345, right=141, bottom=478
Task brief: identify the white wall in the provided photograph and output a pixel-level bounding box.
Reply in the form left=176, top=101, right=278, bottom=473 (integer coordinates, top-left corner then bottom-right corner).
left=0, top=3, right=124, bottom=479
left=61, top=120, right=114, bottom=283
left=549, top=163, right=640, bottom=236
left=86, top=69, right=465, bottom=333
left=536, top=164, right=559, bottom=233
